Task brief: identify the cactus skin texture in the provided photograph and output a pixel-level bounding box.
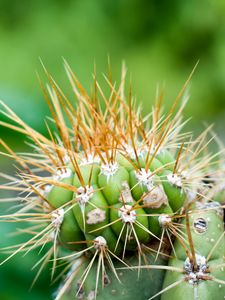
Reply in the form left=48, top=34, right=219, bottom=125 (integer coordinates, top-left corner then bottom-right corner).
left=60, top=251, right=166, bottom=300
left=0, top=62, right=225, bottom=300
left=161, top=202, right=225, bottom=300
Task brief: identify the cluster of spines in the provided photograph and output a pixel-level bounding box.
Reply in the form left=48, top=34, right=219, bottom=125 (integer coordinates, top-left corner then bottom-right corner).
left=0, top=62, right=224, bottom=299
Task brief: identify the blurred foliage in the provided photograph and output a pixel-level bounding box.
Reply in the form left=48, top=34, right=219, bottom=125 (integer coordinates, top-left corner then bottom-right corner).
left=1, top=0, right=225, bottom=299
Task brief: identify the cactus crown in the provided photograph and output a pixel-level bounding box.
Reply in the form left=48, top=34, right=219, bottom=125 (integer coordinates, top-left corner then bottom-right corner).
left=0, top=62, right=224, bottom=300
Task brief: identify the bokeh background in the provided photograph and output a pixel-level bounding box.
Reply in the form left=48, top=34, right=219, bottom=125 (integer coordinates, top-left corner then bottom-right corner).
left=1, top=0, right=225, bottom=299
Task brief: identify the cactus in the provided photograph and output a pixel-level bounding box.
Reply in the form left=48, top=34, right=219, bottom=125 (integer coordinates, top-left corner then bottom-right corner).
left=160, top=202, right=225, bottom=300
left=0, top=62, right=224, bottom=299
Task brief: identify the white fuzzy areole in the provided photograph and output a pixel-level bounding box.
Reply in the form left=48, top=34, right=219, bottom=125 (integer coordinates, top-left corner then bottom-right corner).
left=118, top=205, right=136, bottom=223
left=135, top=168, right=154, bottom=190
left=86, top=208, right=106, bottom=224
left=158, top=214, right=172, bottom=227
left=184, top=254, right=208, bottom=285
left=94, top=236, right=107, bottom=249
left=37, top=185, right=53, bottom=211
left=76, top=185, right=94, bottom=206
left=80, top=153, right=100, bottom=166
left=100, top=162, right=119, bottom=178
left=53, top=167, right=73, bottom=181
left=167, top=173, right=182, bottom=188
left=37, top=184, right=52, bottom=195
left=124, top=143, right=143, bottom=160
left=44, top=184, right=53, bottom=194
left=51, top=208, right=64, bottom=228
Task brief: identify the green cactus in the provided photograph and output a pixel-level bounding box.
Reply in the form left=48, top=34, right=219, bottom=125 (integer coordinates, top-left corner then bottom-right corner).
left=0, top=62, right=224, bottom=299
left=59, top=250, right=167, bottom=300
left=160, top=202, right=225, bottom=300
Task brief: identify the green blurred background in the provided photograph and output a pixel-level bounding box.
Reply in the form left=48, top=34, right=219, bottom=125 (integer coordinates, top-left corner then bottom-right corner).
left=1, top=0, right=225, bottom=299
